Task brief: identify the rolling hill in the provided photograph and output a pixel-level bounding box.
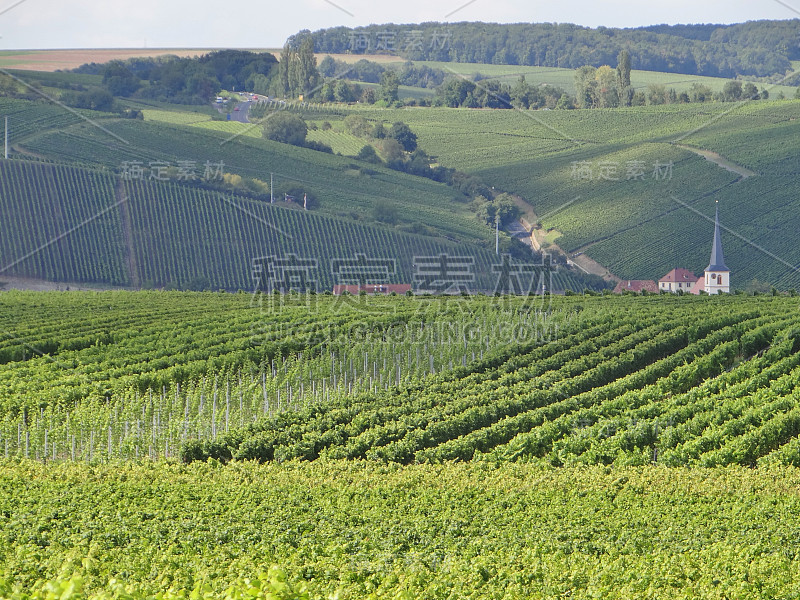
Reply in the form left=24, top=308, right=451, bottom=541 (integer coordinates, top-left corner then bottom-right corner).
left=348, top=100, right=800, bottom=288
left=0, top=96, right=600, bottom=292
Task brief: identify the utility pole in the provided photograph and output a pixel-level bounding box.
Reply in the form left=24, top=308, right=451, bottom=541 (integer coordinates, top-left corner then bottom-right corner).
left=270, top=173, right=274, bottom=203
left=495, top=214, right=500, bottom=255
left=4, top=117, right=8, bottom=160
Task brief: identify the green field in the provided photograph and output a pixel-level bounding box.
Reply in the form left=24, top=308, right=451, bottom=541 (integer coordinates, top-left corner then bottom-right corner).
left=5, top=63, right=800, bottom=290
left=2, top=292, right=799, bottom=467
left=4, top=160, right=583, bottom=292
left=347, top=100, right=800, bottom=287
left=418, top=61, right=800, bottom=97
left=3, top=461, right=800, bottom=599
left=1, top=292, right=800, bottom=598
left=11, top=104, right=489, bottom=244
left=6, top=49, right=800, bottom=600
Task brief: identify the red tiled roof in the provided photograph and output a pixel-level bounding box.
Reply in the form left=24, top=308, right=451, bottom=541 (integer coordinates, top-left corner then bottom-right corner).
left=333, top=284, right=412, bottom=296
left=659, top=268, right=697, bottom=283
left=613, top=280, right=658, bottom=294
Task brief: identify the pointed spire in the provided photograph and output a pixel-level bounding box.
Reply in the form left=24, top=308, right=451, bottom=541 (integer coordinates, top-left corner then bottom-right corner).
left=706, top=201, right=729, bottom=272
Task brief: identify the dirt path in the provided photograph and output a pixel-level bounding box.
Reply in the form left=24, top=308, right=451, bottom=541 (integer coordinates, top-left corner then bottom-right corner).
left=116, top=179, right=140, bottom=288
left=507, top=195, right=620, bottom=282
left=676, top=144, right=757, bottom=179
left=11, top=144, right=48, bottom=160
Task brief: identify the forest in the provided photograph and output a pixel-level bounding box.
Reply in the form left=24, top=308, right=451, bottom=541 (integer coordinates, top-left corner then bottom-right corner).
left=304, top=20, right=800, bottom=79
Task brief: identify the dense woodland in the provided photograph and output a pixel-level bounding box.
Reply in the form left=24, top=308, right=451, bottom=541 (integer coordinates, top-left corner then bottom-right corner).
left=73, top=50, right=279, bottom=104
left=304, top=20, right=800, bottom=79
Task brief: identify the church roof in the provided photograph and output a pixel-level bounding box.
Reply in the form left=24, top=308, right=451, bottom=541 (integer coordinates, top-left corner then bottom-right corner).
left=706, top=204, right=729, bottom=273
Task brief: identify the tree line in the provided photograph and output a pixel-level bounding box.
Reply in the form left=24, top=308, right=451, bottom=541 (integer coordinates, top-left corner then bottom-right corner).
left=573, top=50, right=775, bottom=108
left=302, top=20, right=800, bottom=79
left=74, top=50, right=279, bottom=104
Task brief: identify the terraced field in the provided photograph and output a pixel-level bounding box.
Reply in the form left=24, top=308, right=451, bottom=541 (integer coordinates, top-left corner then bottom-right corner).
left=4, top=160, right=583, bottom=292
left=17, top=115, right=491, bottom=244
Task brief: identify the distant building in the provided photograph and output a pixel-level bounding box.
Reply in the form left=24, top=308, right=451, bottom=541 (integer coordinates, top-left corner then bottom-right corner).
left=702, top=203, right=730, bottom=294
left=333, top=284, right=412, bottom=296
left=657, top=203, right=730, bottom=295
left=688, top=277, right=705, bottom=295
left=614, top=280, right=658, bottom=294
left=659, top=268, right=698, bottom=293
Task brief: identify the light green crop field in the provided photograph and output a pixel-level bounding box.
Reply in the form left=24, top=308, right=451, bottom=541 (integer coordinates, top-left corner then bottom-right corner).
left=417, top=61, right=800, bottom=97
left=191, top=119, right=262, bottom=137
left=142, top=109, right=213, bottom=125
left=2, top=293, right=800, bottom=597
left=306, top=128, right=366, bottom=155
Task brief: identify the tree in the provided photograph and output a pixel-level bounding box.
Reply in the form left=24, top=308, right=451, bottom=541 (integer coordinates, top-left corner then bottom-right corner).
left=356, top=145, right=382, bottom=164
left=722, top=80, right=743, bottom=101
left=278, top=45, right=292, bottom=96
left=647, top=84, right=668, bottom=105
left=297, top=37, right=320, bottom=96
left=435, top=78, right=477, bottom=107
left=379, top=71, right=400, bottom=104
left=380, top=138, right=405, bottom=163
left=574, top=66, right=598, bottom=108
left=361, top=88, right=377, bottom=104
left=689, top=83, right=713, bottom=103
left=555, top=93, right=575, bottom=109
left=344, top=114, right=371, bottom=138
left=616, top=50, right=632, bottom=95
left=278, top=37, right=321, bottom=98
left=318, top=55, right=336, bottom=77
left=373, top=201, right=399, bottom=224
left=372, top=121, right=387, bottom=139
left=388, top=122, right=417, bottom=152
left=333, top=80, right=353, bottom=102
left=742, top=82, right=759, bottom=100
left=511, top=75, right=531, bottom=108
left=475, top=193, right=520, bottom=227
left=102, top=61, right=140, bottom=96
left=595, top=65, right=619, bottom=108
left=263, top=112, right=308, bottom=146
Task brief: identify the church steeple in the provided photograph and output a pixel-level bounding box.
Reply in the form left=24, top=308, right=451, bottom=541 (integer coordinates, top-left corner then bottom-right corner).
left=706, top=201, right=728, bottom=272
left=704, top=201, right=730, bottom=294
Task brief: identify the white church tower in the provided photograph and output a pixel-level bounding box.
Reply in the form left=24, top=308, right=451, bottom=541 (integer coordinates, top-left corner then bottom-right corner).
left=705, top=201, right=730, bottom=294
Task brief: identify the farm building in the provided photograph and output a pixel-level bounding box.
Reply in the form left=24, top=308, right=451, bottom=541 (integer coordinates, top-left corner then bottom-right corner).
left=333, top=284, right=412, bottom=295
left=658, top=268, right=698, bottom=293
left=614, top=280, right=658, bottom=294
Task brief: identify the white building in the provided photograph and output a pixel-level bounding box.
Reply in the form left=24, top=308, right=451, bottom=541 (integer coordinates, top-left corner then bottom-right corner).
left=703, top=202, right=730, bottom=294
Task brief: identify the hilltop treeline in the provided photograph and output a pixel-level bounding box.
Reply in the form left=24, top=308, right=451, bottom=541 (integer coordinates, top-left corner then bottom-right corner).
left=73, top=50, right=278, bottom=104
left=302, top=20, right=800, bottom=79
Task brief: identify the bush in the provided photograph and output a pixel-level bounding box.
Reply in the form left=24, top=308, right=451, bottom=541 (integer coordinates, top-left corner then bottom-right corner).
left=304, top=140, right=333, bottom=153
left=263, top=112, right=308, bottom=146
left=356, top=144, right=382, bottom=164
left=389, top=121, right=418, bottom=152
left=284, top=186, right=319, bottom=209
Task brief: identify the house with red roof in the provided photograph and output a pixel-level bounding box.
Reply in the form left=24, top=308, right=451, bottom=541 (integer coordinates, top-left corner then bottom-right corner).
left=613, top=280, right=658, bottom=294
left=658, top=268, right=699, bottom=293
left=333, top=284, right=412, bottom=296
